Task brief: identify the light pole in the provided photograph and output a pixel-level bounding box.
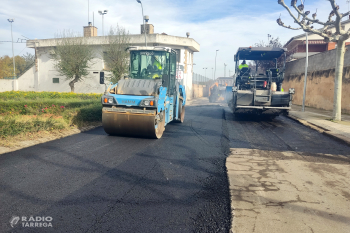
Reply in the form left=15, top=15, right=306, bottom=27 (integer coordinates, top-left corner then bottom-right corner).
left=224, top=63, right=227, bottom=77
left=8, top=19, right=15, bottom=78
left=214, top=50, right=219, bottom=80
left=98, top=10, right=108, bottom=36
left=302, top=32, right=309, bottom=112
left=203, top=67, right=207, bottom=82
left=268, top=34, right=271, bottom=46
left=136, top=0, right=147, bottom=46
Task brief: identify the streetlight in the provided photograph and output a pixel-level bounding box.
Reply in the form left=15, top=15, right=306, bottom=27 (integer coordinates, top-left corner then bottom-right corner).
left=214, top=50, right=219, bottom=80
left=203, top=67, right=207, bottom=82
left=98, top=10, right=108, bottom=36
left=8, top=19, right=15, bottom=78
left=224, top=63, right=227, bottom=77
left=136, top=0, right=147, bottom=46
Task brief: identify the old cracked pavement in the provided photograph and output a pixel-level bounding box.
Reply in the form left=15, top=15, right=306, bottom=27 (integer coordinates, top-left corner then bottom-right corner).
left=1, top=98, right=349, bottom=233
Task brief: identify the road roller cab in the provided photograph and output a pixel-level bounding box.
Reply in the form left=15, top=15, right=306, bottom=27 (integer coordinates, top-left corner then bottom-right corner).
left=100, top=46, right=186, bottom=139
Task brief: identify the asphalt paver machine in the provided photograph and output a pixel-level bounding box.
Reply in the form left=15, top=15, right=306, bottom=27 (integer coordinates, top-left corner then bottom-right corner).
left=232, top=47, right=294, bottom=117
left=100, top=47, right=186, bottom=139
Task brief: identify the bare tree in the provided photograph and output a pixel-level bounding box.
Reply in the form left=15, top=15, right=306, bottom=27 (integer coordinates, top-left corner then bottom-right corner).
left=51, top=31, right=95, bottom=92
left=21, top=52, right=35, bottom=70
left=277, top=0, right=350, bottom=121
left=254, top=37, right=284, bottom=72
left=102, top=25, right=130, bottom=83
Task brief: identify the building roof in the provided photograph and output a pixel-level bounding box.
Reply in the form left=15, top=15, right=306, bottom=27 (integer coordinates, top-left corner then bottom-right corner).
left=27, top=33, right=200, bottom=52
left=284, top=18, right=350, bottom=47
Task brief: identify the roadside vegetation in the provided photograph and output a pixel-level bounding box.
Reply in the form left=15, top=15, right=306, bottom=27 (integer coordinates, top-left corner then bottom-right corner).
left=0, top=91, right=102, bottom=147
left=0, top=53, right=35, bottom=79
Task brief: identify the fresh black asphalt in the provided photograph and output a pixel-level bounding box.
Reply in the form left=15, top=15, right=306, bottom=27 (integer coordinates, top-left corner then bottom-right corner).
left=0, top=104, right=231, bottom=233
left=1, top=103, right=350, bottom=233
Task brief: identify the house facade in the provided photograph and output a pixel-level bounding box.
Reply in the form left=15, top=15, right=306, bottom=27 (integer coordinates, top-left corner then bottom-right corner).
left=284, top=19, right=350, bottom=60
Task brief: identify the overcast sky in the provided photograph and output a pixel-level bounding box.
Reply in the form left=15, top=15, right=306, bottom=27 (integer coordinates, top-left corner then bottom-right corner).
left=1, top=0, right=349, bottom=77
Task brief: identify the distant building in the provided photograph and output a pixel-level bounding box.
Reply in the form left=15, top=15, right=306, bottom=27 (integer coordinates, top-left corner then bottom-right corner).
left=1, top=20, right=200, bottom=99
left=284, top=19, right=350, bottom=60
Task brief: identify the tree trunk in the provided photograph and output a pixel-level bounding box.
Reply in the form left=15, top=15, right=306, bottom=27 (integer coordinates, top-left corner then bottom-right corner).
left=69, top=75, right=80, bottom=93
left=333, top=40, right=345, bottom=121
left=69, top=81, right=75, bottom=93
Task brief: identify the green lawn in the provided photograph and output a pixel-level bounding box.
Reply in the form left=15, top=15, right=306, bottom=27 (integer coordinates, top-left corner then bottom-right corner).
left=0, top=91, right=102, bottom=139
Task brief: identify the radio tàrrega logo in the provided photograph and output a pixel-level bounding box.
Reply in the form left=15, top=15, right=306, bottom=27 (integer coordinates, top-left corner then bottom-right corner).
left=9, top=216, right=53, bottom=228
left=10, top=216, right=20, bottom=228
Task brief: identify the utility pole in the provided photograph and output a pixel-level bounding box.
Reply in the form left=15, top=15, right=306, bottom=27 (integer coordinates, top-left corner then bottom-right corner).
left=302, top=33, right=308, bottom=112
left=214, top=50, right=219, bottom=80
left=8, top=19, right=15, bottom=78
left=136, top=0, right=147, bottom=47
left=98, top=10, right=108, bottom=36
left=224, top=63, right=227, bottom=77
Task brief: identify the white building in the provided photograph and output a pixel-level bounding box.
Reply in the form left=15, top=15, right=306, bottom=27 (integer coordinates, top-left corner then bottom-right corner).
left=0, top=22, right=200, bottom=99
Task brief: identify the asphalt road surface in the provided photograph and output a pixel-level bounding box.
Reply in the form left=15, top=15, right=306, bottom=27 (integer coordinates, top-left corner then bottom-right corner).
left=1, top=99, right=350, bottom=232
left=0, top=102, right=231, bottom=233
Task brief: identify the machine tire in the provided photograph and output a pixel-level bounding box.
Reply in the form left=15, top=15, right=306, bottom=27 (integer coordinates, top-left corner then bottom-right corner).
left=175, top=100, right=185, bottom=123
left=232, top=93, right=237, bottom=113
left=154, top=112, right=165, bottom=139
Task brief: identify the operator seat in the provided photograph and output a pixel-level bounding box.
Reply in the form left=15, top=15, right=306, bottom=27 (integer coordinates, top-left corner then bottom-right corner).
left=269, top=68, right=279, bottom=77
left=239, top=67, right=251, bottom=81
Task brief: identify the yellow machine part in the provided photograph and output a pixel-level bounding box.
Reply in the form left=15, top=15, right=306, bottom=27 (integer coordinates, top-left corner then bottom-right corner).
left=102, top=109, right=165, bottom=139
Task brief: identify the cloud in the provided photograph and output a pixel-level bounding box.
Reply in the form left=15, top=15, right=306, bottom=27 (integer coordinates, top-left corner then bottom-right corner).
left=0, top=0, right=349, bottom=77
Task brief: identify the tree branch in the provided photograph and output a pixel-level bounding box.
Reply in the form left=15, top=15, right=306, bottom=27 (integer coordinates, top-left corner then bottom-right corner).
left=342, top=11, right=350, bottom=19
left=278, top=0, right=334, bottom=41
left=280, top=24, right=302, bottom=30
left=328, top=0, right=342, bottom=35
left=289, top=1, right=331, bottom=26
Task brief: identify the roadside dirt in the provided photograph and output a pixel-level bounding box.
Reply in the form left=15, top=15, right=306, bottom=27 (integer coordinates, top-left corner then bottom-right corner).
left=0, top=123, right=101, bottom=155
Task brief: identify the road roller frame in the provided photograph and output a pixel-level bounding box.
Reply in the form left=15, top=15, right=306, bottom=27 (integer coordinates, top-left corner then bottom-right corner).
left=99, top=46, right=186, bottom=139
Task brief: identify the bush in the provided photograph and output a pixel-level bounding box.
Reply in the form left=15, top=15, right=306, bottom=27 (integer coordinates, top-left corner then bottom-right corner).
left=0, top=91, right=103, bottom=139
left=0, top=91, right=100, bottom=101
left=0, top=99, right=99, bottom=115
left=72, top=105, right=102, bottom=126
left=0, top=117, right=66, bottom=138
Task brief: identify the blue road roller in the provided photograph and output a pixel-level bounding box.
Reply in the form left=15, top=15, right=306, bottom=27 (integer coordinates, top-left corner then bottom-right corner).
left=100, top=47, right=186, bottom=139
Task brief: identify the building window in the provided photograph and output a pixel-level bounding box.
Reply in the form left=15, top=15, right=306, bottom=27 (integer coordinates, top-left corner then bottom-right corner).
left=53, top=78, right=59, bottom=83
left=175, top=49, right=181, bottom=63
